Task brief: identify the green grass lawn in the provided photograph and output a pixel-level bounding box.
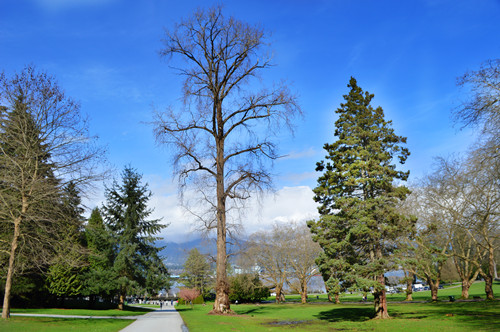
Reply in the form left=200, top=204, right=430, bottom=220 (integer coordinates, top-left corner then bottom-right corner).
left=178, top=281, right=500, bottom=331
left=178, top=300, right=500, bottom=331
left=0, top=305, right=151, bottom=332
left=0, top=316, right=132, bottom=332
left=10, top=305, right=152, bottom=316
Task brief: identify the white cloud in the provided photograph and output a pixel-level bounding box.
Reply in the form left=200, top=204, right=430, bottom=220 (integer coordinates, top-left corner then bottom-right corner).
left=84, top=173, right=319, bottom=243
left=241, top=186, right=319, bottom=235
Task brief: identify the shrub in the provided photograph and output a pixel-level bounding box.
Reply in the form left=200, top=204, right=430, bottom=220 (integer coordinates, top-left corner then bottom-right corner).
left=229, top=274, right=270, bottom=303
left=192, top=294, right=204, bottom=304
left=178, top=288, right=201, bottom=306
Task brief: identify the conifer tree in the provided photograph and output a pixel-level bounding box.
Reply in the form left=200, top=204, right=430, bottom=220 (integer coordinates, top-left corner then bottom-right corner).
left=82, top=208, right=118, bottom=304
left=308, top=77, right=413, bottom=319
left=102, top=166, right=169, bottom=310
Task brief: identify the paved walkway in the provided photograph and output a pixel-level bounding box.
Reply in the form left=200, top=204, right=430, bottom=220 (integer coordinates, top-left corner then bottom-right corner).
left=11, top=306, right=188, bottom=332
left=119, top=307, right=188, bottom=332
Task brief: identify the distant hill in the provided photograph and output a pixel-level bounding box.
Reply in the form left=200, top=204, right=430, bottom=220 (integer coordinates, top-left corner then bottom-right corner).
left=157, top=237, right=246, bottom=271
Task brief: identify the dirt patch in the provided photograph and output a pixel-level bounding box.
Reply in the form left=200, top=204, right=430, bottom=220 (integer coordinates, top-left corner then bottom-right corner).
left=266, top=320, right=313, bottom=326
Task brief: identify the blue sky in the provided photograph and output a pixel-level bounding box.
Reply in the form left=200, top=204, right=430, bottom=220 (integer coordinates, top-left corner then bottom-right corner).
left=1, top=0, right=499, bottom=241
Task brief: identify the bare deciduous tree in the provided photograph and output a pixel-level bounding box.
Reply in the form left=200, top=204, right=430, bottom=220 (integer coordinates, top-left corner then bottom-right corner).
left=455, top=59, right=499, bottom=134
left=154, top=7, right=300, bottom=314
left=285, top=223, right=321, bottom=304
left=247, top=224, right=290, bottom=304
left=0, top=66, right=105, bottom=319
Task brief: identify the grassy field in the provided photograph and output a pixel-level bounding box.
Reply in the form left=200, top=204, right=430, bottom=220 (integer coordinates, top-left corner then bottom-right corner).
left=0, top=316, right=132, bottom=332
left=177, top=300, right=500, bottom=331
left=10, top=305, right=152, bottom=316
left=0, top=282, right=497, bottom=331
left=177, top=281, right=500, bottom=331
left=0, top=305, right=152, bottom=332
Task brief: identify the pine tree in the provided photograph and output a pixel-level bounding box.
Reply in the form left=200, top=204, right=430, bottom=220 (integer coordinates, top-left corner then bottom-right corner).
left=308, top=77, right=413, bottom=319
left=102, top=166, right=169, bottom=310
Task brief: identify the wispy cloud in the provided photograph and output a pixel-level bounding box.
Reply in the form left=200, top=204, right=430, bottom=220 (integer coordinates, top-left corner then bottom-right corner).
left=280, top=147, right=318, bottom=160
left=282, top=171, right=317, bottom=184
left=34, top=0, right=116, bottom=12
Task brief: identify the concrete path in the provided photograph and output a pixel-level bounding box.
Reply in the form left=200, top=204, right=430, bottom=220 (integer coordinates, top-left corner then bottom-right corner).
left=11, top=306, right=188, bottom=332
left=119, top=307, right=188, bottom=332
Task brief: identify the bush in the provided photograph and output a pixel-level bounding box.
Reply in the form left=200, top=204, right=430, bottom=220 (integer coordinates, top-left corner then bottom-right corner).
left=192, top=294, right=204, bottom=304
left=178, top=288, right=201, bottom=306
left=229, top=274, right=270, bottom=303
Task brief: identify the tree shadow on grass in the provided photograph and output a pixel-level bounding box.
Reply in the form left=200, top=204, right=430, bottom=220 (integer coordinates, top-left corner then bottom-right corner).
left=400, top=302, right=500, bottom=331
left=234, top=307, right=272, bottom=315
left=315, top=307, right=373, bottom=322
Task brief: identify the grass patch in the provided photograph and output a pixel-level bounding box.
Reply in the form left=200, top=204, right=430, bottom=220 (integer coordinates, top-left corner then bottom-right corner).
left=0, top=316, right=132, bottom=332
left=178, top=299, right=500, bottom=331
left=11, top=305, right=152, bottom=316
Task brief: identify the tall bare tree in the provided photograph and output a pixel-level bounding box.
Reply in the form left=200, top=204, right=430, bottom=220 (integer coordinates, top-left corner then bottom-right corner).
left=0, top=67, right=104, bottom=319
left=154, top=7, right=299, bottom=313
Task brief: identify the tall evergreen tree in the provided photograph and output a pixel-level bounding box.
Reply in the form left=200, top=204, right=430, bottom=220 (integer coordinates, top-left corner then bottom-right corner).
left=102, top=166, right=169, bottom=310
left=46, top=182, right=88, bottom=300
left=82, top=208, right=118, bottom=304
left=308, top=77, right=413, bottom=319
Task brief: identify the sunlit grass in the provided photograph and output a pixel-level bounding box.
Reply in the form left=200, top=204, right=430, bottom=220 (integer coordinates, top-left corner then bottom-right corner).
left=178, top=299, right=500, bottom=331
left=0, top=316, right=132, bottom=332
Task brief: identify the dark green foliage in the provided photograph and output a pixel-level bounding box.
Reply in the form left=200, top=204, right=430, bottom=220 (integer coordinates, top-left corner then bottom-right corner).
left=81, top=208, right=119, bottom=300
left=45, top=182, right=88, bottom=298
left=102, top=167, right=169, bottom=306
left=308, top=77, right=414, bottom=317
left=45, top=264, right=83, bottom=297
left=180, top=248, right=212, bottom=297
left=229, top=274, right=270, bottom=303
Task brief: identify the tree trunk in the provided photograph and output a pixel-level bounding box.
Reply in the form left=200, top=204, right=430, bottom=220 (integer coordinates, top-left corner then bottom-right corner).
left=485, top=246, right=495, bottom=300
left=334, top=292, right=340, bottom=304
left=324, top=280, right=334, bottom=302
left=484, top=275, right=494, bottom=300
left=2, top=217, right=22, bottom=319
left=373, top=275, right=389, bottom=319
left=405, top=277, right=413, bottom=301
left=428, top=277, right=440, bottom=302
left=300, top=281, right=307, bottom=304
left=118, top=294, right=125, bottom=310
left=275, top=285, right=282, bottom=304
left=212, top=132, right=231, bottom=314
left=461, top=280, right=472, bottom=299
